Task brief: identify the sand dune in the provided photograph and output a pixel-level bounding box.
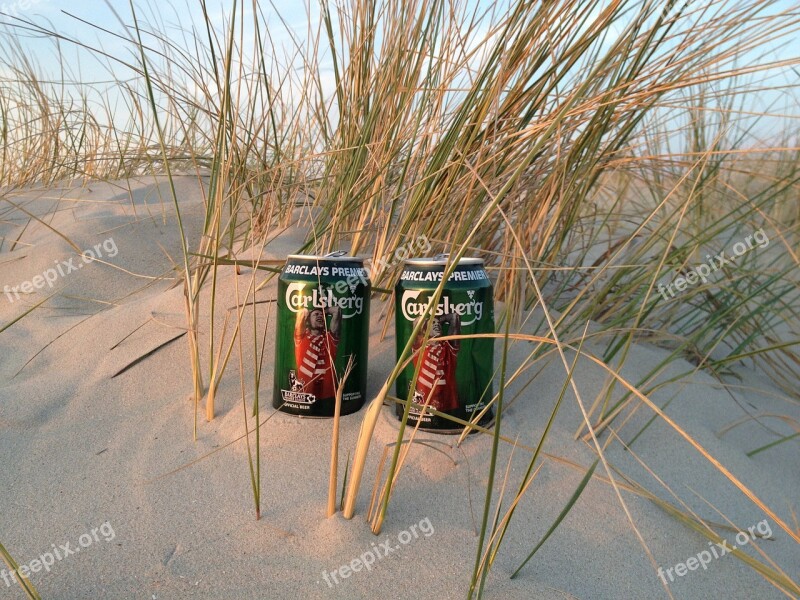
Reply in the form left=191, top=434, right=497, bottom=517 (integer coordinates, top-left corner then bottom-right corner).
left=0, top=177, right=797, bottom=599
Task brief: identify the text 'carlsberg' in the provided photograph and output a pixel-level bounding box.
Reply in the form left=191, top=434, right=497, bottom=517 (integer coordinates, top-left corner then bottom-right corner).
left=285, top=283, right=364, bottom=318
left=400, top=290, right=484, bottom=325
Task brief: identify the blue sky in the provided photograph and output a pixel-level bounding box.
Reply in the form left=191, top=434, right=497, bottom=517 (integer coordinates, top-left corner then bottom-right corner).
left=1, top=0, right=797, bottom=142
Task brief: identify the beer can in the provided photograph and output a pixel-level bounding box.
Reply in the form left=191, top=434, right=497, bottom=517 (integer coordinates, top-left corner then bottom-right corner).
left=273, top=252, right=370, bottom=417
left=395, top=255, right=494, bottom=432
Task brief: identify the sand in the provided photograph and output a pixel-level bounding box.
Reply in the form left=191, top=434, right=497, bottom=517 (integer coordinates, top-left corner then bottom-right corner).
left=0, top=176, right=797, bottom=599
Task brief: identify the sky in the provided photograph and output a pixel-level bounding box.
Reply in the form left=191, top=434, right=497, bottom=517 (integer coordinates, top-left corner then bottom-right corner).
left=0, top=0, right=797, bottom=143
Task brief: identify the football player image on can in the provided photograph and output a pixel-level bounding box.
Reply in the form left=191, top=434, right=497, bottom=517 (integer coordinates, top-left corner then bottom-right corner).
left=293, top=305, right=341, bottom=401
left=411, top=312, right=461, bottom=413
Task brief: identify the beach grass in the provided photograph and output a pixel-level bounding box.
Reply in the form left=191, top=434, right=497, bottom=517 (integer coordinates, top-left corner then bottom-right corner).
left=0, top=541, right=40, bottom=600
left=0, top=0, right=798, bottom=596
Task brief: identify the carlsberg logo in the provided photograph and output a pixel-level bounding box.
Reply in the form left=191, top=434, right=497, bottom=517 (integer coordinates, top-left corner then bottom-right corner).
left=401, top=290, right=483, bottom=326
left=285, top=283, right=363, bottom=318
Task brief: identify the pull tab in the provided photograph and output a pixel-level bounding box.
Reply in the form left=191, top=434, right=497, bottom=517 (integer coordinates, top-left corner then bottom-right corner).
left=434, top=253, right=450, bottom=260
left=324, top=251, right=348, bottom=258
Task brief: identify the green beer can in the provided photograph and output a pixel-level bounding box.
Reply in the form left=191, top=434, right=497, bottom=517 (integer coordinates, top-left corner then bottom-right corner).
left=273, top=252, right=370, bottom=417
left=395, top=255, right=494, bottom=432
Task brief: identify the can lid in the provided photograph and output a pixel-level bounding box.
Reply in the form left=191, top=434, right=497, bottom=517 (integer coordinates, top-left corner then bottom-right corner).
left=404, top=253, right=485, bottom=267
left=287, top=251, right=364, bottom=263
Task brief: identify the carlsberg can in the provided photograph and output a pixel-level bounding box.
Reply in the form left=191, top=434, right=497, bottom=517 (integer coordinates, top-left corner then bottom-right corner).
left=395, top=256, right=494, bottom=432
left=273, top=252, right=370, bottom=417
